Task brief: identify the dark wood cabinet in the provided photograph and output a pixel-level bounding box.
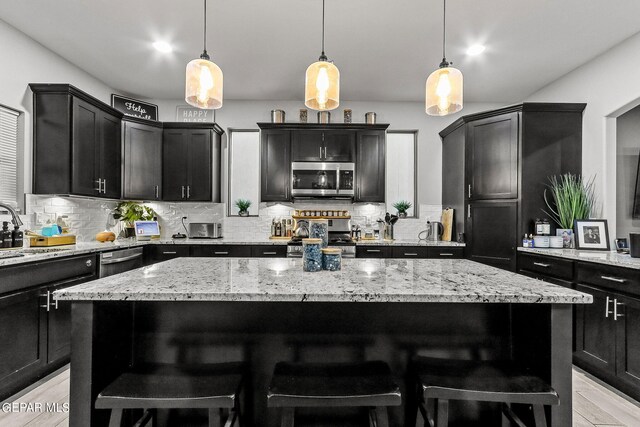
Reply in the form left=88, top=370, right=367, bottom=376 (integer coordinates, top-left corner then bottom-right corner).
left=356, top=246, right=391, bottom=258
left=162, top=123, right=222, bottom=202
left=467, top=113, right=519, bottom=200
left=32, top=84, right=123, bottom=199
left=615, top=293, right=640, bottom=389
left=292, top=130, right=355, bottom=162
left=467, top=200, right=518, bottom=271
left=260, top=129, right=291, bottom=202
left=191, top=245, right=252, bottom=257
left=291, top=130, right=324, bottom=161
left=391, top=246, right=429, bottom=258
left=427, top=247, right=465, bottom=259
left=149, top=245, right=191, bottom=262
left=356, top=130, right=386, bottom=202
left=442, top=103, right=585, bottom=271
left=251, top=245, right=287, bottom=258
left=123, top=118, right=163, bottom=200
left=357, top=245, right=463, bottom=259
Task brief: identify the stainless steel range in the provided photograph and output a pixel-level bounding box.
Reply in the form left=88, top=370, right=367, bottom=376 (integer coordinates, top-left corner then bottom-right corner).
left=287, top=218, right=356, bottom=258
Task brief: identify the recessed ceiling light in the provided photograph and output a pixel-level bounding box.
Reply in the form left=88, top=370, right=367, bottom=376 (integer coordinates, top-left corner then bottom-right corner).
left=466, top=44, right=486, bottom=56
left=153, top=41, right=173, bottom=53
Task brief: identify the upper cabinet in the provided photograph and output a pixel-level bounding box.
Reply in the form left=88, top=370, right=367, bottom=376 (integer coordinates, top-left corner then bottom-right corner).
left=162, top=123, right=222, bottom=202
left=31, top=84, right=123, bottom=199
left=258, top=123, right=388, bottom=203
left=123, top=118, right=163, bottom=201
left=292, top=130, right=355, bottom=162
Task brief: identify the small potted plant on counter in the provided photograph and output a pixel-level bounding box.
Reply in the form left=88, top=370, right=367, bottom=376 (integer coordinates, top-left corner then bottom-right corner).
left=112, top=201, right=157, bottom=238
left=393, top=200, right=412, bottom=218
left=543, top=173, right=597, bottom=248
left=235, top=199, right=252, bottom=217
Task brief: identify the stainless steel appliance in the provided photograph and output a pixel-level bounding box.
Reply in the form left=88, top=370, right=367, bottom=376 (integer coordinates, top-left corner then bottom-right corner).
left=99, top=247, right=144, bottom=278
left=189, top=222, right=223, bottom=239
left=287, top=218, right=355, bottom=257
left=291, top=162, right=355, bottom=197
left=425, top=221, right=444, bottom=242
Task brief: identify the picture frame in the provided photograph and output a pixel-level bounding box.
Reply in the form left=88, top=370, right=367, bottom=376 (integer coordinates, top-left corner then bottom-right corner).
left=574, top=219, right=610, bottom=251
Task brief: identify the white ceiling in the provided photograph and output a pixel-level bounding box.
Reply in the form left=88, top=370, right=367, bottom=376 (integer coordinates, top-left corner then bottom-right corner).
left=2, top=0, right=640, bottom=103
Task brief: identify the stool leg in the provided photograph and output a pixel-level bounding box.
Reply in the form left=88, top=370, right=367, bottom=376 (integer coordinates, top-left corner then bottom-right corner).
left=373, top=407, right=389, bottom=427
left=436, top=399, right=449, bottom=427
left=281, top=407, right=295, bottom=427
left=532, top=405, right=547, bottom=427
left=502, top=403, right=511, bottom=427
left=209, top=408, right=222, bottom=427
left=108, top=409, right=123, bottom=427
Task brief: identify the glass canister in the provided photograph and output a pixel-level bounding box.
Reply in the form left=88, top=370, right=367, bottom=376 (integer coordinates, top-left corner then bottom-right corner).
left=322, top=248, right=342, bottom=271
left=309, top=219, right=329, bottom=247
left=302, top=238, right=323, bottom=272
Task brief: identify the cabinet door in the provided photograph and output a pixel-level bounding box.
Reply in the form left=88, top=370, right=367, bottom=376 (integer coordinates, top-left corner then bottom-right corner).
left=468, top=113, right=518, bottom=200
left=123, top=121, right=163, bottom=200
left=615, top=294, right=640, bottom=388
left=261, top=130, right=291, bottom=201
left=0, top=288, right=46, bottom=389
left=187, top=130, right=212, bottom=201
left=356, top=131, right=385, bottom=202
left=575, top=284, right=617, bottom=374
left=467, top=201, right=517, bottom=271
left=99, top=111, right=122, bottom=199
left=323, top=131, right=355, bottom=162
left=163, top=129, right=189, bottom=201
left=356, top=246, right=391, bottom=258
left=292, top=131, right=323, bottom=161
left=71, top=98, right=99, bottom=196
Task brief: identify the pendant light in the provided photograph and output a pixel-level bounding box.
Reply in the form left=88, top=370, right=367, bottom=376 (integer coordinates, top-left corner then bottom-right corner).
left=426, top=0, right=463, bottom=116
left=185, top=0, right=223, bottom=109
left=305, top=0, right=339, bottom=111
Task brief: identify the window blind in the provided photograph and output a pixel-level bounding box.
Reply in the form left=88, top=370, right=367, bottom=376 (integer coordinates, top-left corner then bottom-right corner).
left=0, top=105, right=19, bottom=206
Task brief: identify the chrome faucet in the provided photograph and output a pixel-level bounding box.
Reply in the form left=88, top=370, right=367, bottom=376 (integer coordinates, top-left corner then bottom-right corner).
left=0, top=202, right=23, bottom=228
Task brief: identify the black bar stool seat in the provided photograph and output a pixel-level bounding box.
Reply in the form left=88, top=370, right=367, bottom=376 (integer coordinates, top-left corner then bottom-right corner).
left=95, top=362, right=244, bottom=427
left=414, top=357, right=559, bottom=427
left=268, top=361, right=401, bottom=426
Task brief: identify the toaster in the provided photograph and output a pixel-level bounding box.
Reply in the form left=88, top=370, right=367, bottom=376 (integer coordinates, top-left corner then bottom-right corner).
left=188, top=223, right=223, bottom=239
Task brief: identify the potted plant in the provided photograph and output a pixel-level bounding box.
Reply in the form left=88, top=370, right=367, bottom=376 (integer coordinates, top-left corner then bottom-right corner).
left=235, top=199, right=251, bottom=217
left=112, top=201, right=157, bottom=238
left=393, top=200, right=412, bottom=218
left=543, top=174, right=597, bottom=248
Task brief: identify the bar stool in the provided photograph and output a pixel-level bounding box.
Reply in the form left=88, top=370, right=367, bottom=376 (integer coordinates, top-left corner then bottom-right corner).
left=268, top=361, right=401, bottom=427
left=413, top=357, right=559, bottom=427
left=95, top=362, right=244, bottom=427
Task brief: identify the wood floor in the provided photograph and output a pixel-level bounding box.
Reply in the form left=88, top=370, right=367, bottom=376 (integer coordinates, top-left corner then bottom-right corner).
left=1, top=366, right=639, bottom=426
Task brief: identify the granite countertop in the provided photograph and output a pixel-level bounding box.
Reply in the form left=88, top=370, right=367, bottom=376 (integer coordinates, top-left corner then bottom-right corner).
left=54, top=257, right=591, bottom=304
left=355, top=239, right=465, bottom=247
left=518, top=247, right=640, bottom=270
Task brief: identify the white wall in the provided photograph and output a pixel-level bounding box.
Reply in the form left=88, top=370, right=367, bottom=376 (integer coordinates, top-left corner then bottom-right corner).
left=150, top=98, right=502, bottom=206
left=526, top=31, right=640, bottom=239
left=0, top=18, right=117, bottom=209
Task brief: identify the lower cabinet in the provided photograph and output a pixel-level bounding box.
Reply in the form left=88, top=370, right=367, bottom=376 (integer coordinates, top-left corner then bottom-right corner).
left=148, top=244, right=287, bottom=263
left=0, top=255, right=98, bottom=400
left=251, top=245, right=287, bottom=258
left=356, top=246, right=464, bottom=259
left=356, top=246, right=391, bottom=258
left=148, top=245, right=191, bottom=262
left=191, top=245, right=252, bottom=257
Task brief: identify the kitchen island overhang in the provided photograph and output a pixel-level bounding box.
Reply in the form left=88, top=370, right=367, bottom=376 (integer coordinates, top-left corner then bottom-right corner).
left=55, top=258, right=591, bottom=427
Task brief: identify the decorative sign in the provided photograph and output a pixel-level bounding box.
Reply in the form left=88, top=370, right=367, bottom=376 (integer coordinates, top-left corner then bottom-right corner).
left=176, top=105, right=216, bottom=123
left=111, top=95, right=158, bottom=121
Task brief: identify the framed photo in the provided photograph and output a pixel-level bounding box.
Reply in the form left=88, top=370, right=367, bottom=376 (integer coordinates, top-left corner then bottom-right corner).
left=574, top=219, right=610, bottom=250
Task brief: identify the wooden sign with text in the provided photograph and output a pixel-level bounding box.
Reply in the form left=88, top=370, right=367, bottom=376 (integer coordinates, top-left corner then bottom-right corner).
left=176, top=105, right=216, bottom=123
left=111, top=95, right=158, bottom=121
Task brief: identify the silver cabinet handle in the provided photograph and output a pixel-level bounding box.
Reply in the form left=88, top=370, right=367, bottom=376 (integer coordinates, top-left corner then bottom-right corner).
left=533, top=262, right=550, bottom=268
left=468, top=184, right=472, bottom=198
left=155, top=185, right=159, bottom=199
left=40, top=290, right=51, bottom=312
left=86, top=259, right=93, bottom=267
left=162, top=251, right=177, bottom=255
left=614, top=299, right=624, bottom=320
left=263, top=251, right=277, bottom=255
left=181, top=186, right=185, bottom=199
left=404, top=253, right=418, bottom=256
left=319, top=146, right=323, bottom=159
left=323, top=147, right=327, bottom=159
left=103, top=179, right=106, bottom=194
left=438, top=253, right=454, bottom=256
left=601, top=275, right=626, bottom=284
left=214, top=251, right=229, bottom=255
left=605, top=296, right=613, bottom=318
left=366, top=249, right=381, bottom=253
left=187, top=185, right=191, bottom=199
left=95, top=178, right=102, bottom=193
left=467, top=205, right=471, bottom=218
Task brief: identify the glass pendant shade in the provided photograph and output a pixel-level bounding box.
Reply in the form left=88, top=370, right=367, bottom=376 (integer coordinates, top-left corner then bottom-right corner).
left=305, top=60, right=340, bottom=111
left=426, top=66, right=463, bottom=116
left=185, top=57, right=223, bottom=109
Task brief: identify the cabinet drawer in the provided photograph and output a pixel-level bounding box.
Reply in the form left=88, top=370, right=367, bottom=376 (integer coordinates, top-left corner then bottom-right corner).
left=391, top=246, right=428, bottom=258
left=191, top=245, right=252, bottom=257
left=356, top=246, right=391, bottom=258
left=576, top=262, right=640, bottom=296
left=251, top=245, right=287, bottom=258
left=151, top=245, right=190, bottom=261
left=0, top=255, right=97, bottom=296
left=518, top=253, right=574, bottom=281
left=428, top=247, right=465, bottom=259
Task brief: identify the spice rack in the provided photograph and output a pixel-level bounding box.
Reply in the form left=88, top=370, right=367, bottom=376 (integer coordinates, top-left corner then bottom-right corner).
left=292, top=210, right=351, bottom=220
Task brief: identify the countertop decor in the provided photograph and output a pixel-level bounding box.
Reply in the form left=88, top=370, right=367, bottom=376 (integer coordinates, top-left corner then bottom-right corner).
left=518, top=247, right=640, bottom=270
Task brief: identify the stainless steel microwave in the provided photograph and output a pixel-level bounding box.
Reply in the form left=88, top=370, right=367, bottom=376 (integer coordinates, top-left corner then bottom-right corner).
left=291, top=162, right=355, bottom=197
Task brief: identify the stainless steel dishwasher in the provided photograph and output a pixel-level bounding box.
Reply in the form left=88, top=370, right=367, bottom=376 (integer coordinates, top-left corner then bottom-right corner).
left=99, top=247, right=144, bottom=278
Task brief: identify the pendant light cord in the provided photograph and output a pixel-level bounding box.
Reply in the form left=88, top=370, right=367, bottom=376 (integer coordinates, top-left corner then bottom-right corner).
left=201, top=0, right=210, bottom=59
left=442, top=0, right=446, bottom=59
left=319, top=0, right=327, bottom=60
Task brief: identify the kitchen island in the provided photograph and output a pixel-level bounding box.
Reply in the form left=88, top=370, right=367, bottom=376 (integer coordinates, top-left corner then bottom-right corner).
left=55, top=257, right=591, bottom=427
